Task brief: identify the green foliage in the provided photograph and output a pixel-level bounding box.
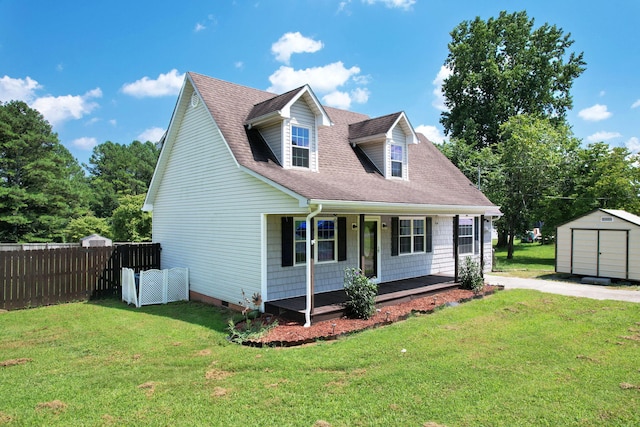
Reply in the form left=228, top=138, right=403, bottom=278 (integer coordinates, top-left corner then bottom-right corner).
left=110, top=194, right=151, bottom=241
left=343, top=267, right=378, bottom=319
left=572, top=142, right=640, bottom=215
left=84, top=140, right=159, bottom=218
left=0, top=101, right=89, bottom=242
left=458, top=256, right=484, bottom=294
left=441, top=10, right=586, bottom=149
left=63, top=215, right=111, bottom=242
left=495, top=115, right=580, bottom=257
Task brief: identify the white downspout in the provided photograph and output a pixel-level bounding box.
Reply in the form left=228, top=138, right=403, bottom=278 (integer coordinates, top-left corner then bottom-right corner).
left=304, top=204, right=323, bottom=327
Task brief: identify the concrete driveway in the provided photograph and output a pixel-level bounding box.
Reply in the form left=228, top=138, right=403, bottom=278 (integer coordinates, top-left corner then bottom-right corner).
left=484, top=274, right=640, bottom=304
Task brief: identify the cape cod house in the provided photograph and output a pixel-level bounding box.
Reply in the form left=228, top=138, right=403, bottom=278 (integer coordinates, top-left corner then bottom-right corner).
left=143, top=72, right=499, bottom=325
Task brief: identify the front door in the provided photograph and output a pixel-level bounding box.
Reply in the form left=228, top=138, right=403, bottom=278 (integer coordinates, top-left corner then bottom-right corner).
left=363, top=218, right=380, bottom=281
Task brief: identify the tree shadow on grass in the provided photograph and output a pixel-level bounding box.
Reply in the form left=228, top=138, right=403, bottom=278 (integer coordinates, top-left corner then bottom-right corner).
left=88, top=297, right=233, bottom=335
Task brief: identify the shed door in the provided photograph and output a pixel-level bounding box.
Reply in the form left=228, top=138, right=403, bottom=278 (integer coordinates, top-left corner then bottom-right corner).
left=598, top=230, right=627, bottom=279
left=571, top=229, right=628, bottom=279
left=571, top=230, right=598, bottom=276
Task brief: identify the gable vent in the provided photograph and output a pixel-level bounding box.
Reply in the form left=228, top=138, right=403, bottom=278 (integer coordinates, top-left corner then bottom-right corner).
left=601, top=216, right=614, bottom=223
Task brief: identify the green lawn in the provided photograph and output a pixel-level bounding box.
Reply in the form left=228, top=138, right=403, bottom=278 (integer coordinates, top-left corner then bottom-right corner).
left=1, top=292, right=639, bottom=426
left=493, top=241, right=557, bottom=278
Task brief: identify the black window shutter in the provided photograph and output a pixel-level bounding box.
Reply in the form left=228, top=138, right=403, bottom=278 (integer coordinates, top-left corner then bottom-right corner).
left=391, top=217, right=399, bottom=256
left=337, top=217, right=347, bottom=261
left=426, top=217, right=433, bottom=253
left=281, top=217, right=294, bottom=267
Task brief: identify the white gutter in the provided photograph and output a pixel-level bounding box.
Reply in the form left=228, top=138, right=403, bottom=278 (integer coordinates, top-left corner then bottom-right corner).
left=304, top=204, right=322, bottom=327
left=308, top=199, right=499, bottom=215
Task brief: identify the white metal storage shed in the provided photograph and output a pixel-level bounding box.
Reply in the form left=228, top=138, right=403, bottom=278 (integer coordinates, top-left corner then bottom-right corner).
left=556, top=209, right=640, bottom=280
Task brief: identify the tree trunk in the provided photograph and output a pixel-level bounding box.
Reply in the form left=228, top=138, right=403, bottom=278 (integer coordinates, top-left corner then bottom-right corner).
left=507, top=228, right=515, bottom=259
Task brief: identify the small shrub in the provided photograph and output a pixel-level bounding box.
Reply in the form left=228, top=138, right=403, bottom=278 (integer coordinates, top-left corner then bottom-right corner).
left=343, top=268, right=378, bottom=319
left=459, top=256, right=484, bottom=294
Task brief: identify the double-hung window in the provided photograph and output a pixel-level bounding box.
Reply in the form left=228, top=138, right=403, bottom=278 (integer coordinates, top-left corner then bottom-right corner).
left=291, top=126, right=310, bottom=168
left=458, top=217, right=478, bottom=255
left=316, top=219, right=336, bottom=263
left=294, top=219, right=307, bottom=265
left=398, top=218, right=429, bottom=255
left=293, top=217, right=336, bottom=264
left=390, top=144, right=403, bottom=178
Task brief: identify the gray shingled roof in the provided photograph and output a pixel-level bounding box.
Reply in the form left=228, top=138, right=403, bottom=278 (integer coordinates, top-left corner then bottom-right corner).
left=246, top=86, right=304, bottom=122
left=349, top=112, right=403, bottom=140
left=189, top=72, right=496, bottom=209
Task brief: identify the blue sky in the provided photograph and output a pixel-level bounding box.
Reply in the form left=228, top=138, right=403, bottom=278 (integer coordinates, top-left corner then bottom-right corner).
left=1, top=0, right=639, bottom=167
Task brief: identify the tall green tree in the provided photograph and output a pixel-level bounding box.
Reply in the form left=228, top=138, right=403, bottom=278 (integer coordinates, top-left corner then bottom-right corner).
left=495, top=115, right=579, bottom=258
left=0, top=101, right=89, bottom=242
left=572, top=142, right=640, bottom=215
left=85, top=140, right=159, bottom=218
left=441, top=10, right=586, bottom=149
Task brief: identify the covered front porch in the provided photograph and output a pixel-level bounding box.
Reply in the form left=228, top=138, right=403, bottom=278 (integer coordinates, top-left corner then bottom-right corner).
left=265, top=274, right=457, bottom=323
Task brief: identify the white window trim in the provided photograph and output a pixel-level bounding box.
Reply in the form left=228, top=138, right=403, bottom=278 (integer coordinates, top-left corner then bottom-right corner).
left=293, top=217, right=337, bottom=265
left=390, top=143, right=404, bottom=179
left=458, top=217, right=478, bottom=255
left=291, top=124, right=311, bottom=169
left=398, top=217, right=426, bottom=255
left=315, top=217, right=337, bottom=264
left=293, top=217, right=307, bottom=266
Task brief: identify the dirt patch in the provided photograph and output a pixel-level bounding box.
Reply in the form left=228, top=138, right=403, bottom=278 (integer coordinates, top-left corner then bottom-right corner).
left=620, top=382, right=640, bottom=390
left=205, top=367, right=233, bottom=381
left=241, top=287, right=497, bottom=347
left=0, top=412, right=13, bottom=424
left=211, top=387, right=229, bottom=397
left=138, top=381, right=156, bottom=397
left=35, top=400, right=67, bottom=415
left=196, top=349, right=212, bottom=356
left=0, top=358, right=32, bottom=367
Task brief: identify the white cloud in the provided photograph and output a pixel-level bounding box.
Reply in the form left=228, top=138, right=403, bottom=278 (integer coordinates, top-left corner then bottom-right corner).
left=121, top=69, right=185, bottom=98
left=194, top=23, right=206, bottom=32
left=271, top=32, right=323, bottom=65
left=138, top=127, right=165, bottom=143
left=267, top=62, right=361, bottom=94
left=350, top=87, right=370, bottom=104
left=415, top=125, right=446, bottom=144
left=72, top=137, right=98, bottom=150
left=234, top=61, right=244, bottom=69
left=626, top=137, right=640, bottom=153
left=0, top=75, right=41, bottom=102
left=578, top=104, right=612, bottom=121
left=432, top=65, right=452, bottom=112
left=323, top=91, right=352, bottom=109
left=632, top=99, right=640, bottom=109
left=31, top=88, right=102, bottom=126
left=109, top=119, right=117, bottom=126
left=587, top=131, right=622, bottom=142
left=362, top=0, right=416, bottom=10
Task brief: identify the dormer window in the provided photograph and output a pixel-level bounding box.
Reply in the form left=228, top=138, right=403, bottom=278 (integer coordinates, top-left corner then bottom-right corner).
left=292, top=125, right=310, bottom=168
left=348, top=111, right=418, bottom=181
left=390, top=145, right=403, bottom=178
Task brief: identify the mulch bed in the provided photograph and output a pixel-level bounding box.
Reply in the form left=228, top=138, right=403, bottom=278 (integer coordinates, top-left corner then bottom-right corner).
left=238, top=285, right=499, bottom=347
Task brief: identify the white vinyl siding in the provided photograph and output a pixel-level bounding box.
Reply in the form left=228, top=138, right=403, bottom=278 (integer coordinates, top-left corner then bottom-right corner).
left=151, top=82, right=302, bottom=306
left=360, top=140, right=385, bottom=173
left=260, top=122, right=282, bottom=164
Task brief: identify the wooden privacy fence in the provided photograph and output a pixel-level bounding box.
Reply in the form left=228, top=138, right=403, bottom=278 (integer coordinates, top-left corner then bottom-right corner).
left=1, top=243, right=161, bottom=310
